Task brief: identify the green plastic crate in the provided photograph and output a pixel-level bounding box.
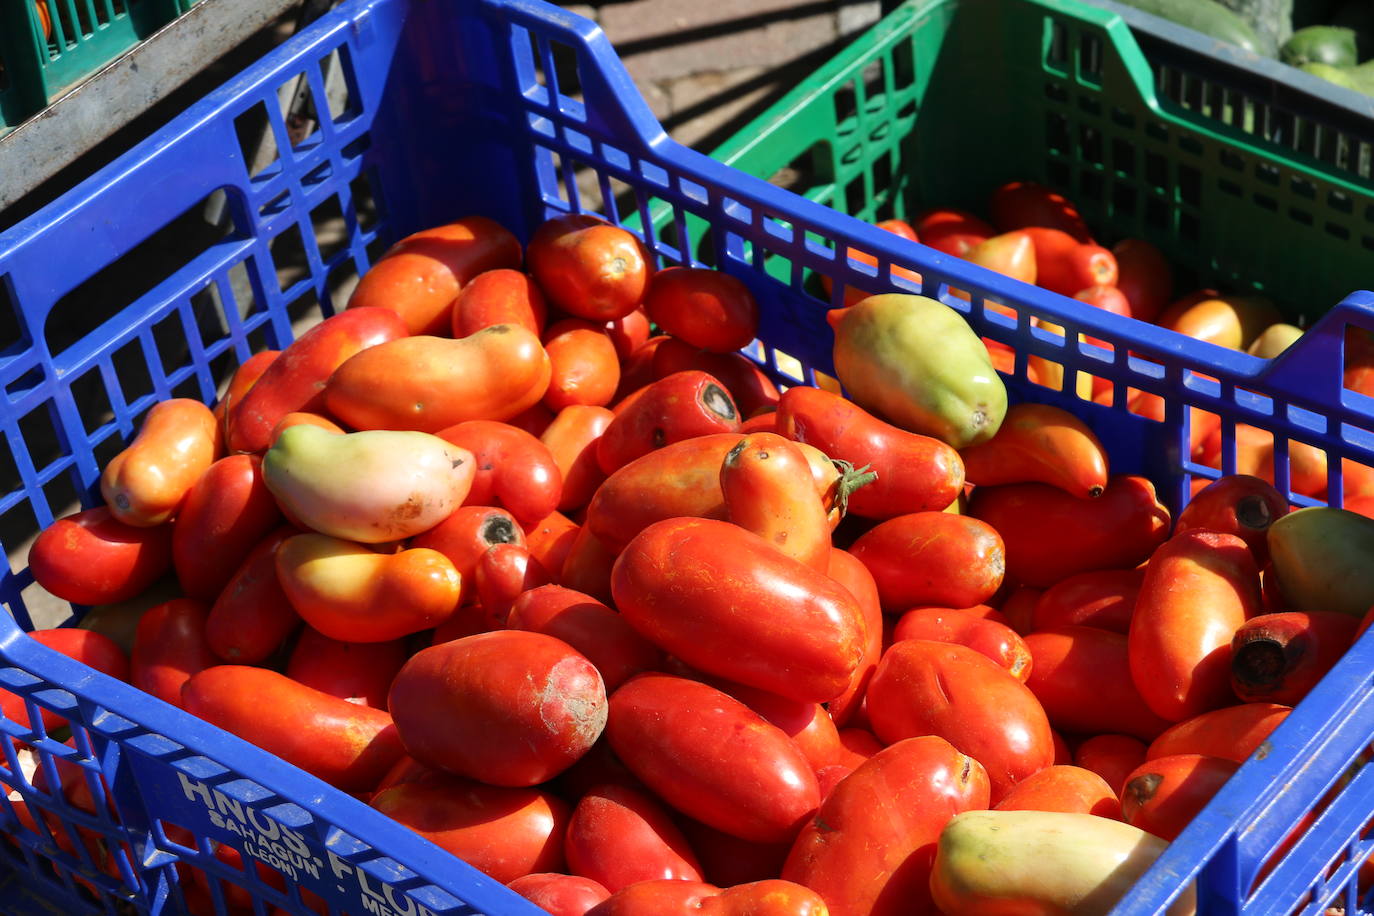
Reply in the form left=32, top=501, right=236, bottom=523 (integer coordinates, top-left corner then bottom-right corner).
left=692, top=0, right=1374, bottom=327
left=0, top=0, right=183, bottom=132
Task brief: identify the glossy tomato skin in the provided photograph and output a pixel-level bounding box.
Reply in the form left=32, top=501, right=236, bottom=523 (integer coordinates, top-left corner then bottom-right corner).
left=1121, top=754, right=1239, bottom=841
left=543, top=319, right=622, bottom=411
left=721, top=433, right=832, bottom=571
left=285, top=627, right=408, bottom=710
left=524, top=510, right=582, bottom=578
left=1130, top=529, right=1261, bottom=722
left=611, top=518, right=865, bottom=703
left=565, top=783, right=703, bottom=892
left=507, top=874, right=610, bottom=916
left=1146, top=703, right=1291, bottom=763
left=849, top=512, right=1005, bottom=612
left=867, top=639, right=1054, bottom=802
left=649, top=337, right=781, bottom=418
left=776, top=386, right=964, bottom=519
left=1175, top=475, right=1287, bottom=565
left=437, top=420, right=564, bottom=525
left=559, top=525, right=619, bottom=605
left=1024, top=626, right=1173, bottom=743
left=1021, top=226, right=1118, bottom=296
left=822, top=548, right=884, bottom=728
left=782, top=735, right=991, bottom=916
left=101, top=399, right=220, bottom=527
left=969, top=475, right=1170, bottom=587
left=957, top=402, right=1108, bottom=499
left=528, top=214, right=652, bottom=321
left=1031, top=568, right=1142, bottom=634
left=212, top=349, right=278, bottom=431
left=596, top=371, right=741, bottom=474
left=348, top=216, right=522, bottom=336
left=542, top=406, right=614, bottom=513
left=452, top=268, right=547, bottom=338
left=585, top=433, right=739, bottom=552
left=603, top=309, right=651, bottom=361
left=893, top=607, right=1032, bottom=681
left=606, top=673, right=820, bottom=844
left=205, top=525, right=302, bottom=663
left=370, top=764, right=569, bottom=884
left=388, top=630, right=606, bottom=787
left=409, top=505, right=525, bottom=590
left=131, top=599, right=217, bottom=709
left=172, top=454, right=281, bottom=599
left=507, top=585, right=662, bottom=692
left=645, top=268, right=760, bottom=353
left=993, top=764, right=1121, bottom=820
left=1075, top=734, right=1148, bottom=796
left=29, top=506, right=173, bottom=606
left=227, top=308, right=408, bottom=453
left=475, top=543, right=553, bottom=628
left=324, top=325, right=552, bottom=433
left=913, top=208, right=994, bottom=256
left=183, top=665, right=405, bottom=792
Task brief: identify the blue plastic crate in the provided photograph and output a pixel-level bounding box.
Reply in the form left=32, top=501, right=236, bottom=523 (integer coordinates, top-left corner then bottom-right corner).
left=0, top=0, right=1372, bottom=914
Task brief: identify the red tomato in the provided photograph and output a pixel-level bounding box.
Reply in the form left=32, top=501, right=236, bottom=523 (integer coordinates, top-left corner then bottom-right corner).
left=212, top=348, right=278, bottom=431
left=528, top=214, right=652, bottom=321
left=775, top=386, right=965, bottom=519
left=131, top=599, right=217, bottom=709
left=507, top=585, right=662, bottom=692
left=348, top=216, right=522, bottom=336
left=524, top=510, right=582, bottom=579
left=205, top=526, right=302, bottom=663
left=542, top=405, right=615, bottom=512
left=370, top=764, right=569, bottom=883
left=474, top=543, right=553, bottom=629
left=849, top=512, right=1005, bottom=612
left=1120, top=754, right=1239, bottom=840
left=451, top=268, right=547, bottom=338
left=1031, top=568, right=1142, bottom=634
left=1129, top=529, right=1261, bottom=722
left=989, top=181, right=1093, bottom=242
left=648, top=337, right=780, bottom=418
left=1075, top=734, right=1148, bottom=796
left=645, top=267, right=760, bottom=353
left=994, top=764, right=1121, bottom=819
left=867, top=639, right=1054, bottom=802
left=172, top=454, right=281, bottom=599
left=565, top=783, right=703, bottom=892
left=605, top=673, right=819, bottom=843
left=912, top=208, right=995, bottom=257
left=676, top=819, right=791, bottom=888
left=543, top=318, right=622, bottom=411
left=611, top=518, right=866, bottom=703
left=183, top=665, right=405, bottom=792
left=892, top=607, right=1032, bottom=681
left=285, top=627, right=408, bottom=710
left=409, top=505, right=525, bottom=591
left=782, top=735, right=990, bottom=916
left=29, top=506, right=172, bottom=606
left=434, top=414, right=565, bottom=518
left=1024, top=626, right=1173, bottom=742
left=508, top=874, right=610, bottom=916
left=597, top=371, right=741, bottom=474
left=824, top=548, right=884, bottom=728
left=1175, top=474, right=1288, bottom=565
left=228, top=308, right=408, bottom=453
left=1146, top=703, right=1291, bottom=763
left=559, top=524, right=619, bottom=605
left=1231, top=611, right=1359, bottom=705
left=1021, top=226, right=1118, bottom=296
left=1111, top=238, right=1173, bottom=324
left=969, top=475, right=1170, bottom=588
left=999, top=585, right=1042, bottom=636
left=602, top=309, right=651, bottom=361
left=721, top=433, right=832, bottom=571
left=705, top=678, right=844, bottom=775
left=388, top=630, right=606, bottom=787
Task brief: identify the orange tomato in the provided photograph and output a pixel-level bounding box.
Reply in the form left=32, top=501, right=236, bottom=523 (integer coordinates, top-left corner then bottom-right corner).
left=994, top=764, right=1121, bottom=819
left=101, top=399, right=220, bottom=527
left=527, top=214, right=652, bottom=321
left=645, top=267, right=761, bottom=352
left=451, top=268, right=547, bottom=338
left=542, top=318, right=621, bottom=410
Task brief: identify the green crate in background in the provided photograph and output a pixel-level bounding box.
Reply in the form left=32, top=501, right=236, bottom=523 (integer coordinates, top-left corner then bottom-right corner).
left=0, top=0, right=183, bottom=132
left=690, top=0, right=1374, bottom=327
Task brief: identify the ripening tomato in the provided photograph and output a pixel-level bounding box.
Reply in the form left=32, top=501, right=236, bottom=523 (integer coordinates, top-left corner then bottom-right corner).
left=528, top=214, right=652, bottom=321
left=101, top=399, right=219, bottom=527
left=1175, top=474, right=1287, bottom=565
left=868, top=639, right=1054, bottom=802
left=508, top=874, right=610, bottom=916
left=452, top=268, right=547, bottom=338
left=409, top=505, right=525, bottom=590
left=646, top=268, right=760, bottom=352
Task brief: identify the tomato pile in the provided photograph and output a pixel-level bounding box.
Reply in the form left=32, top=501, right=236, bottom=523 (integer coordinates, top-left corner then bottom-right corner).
left=11, top=202, right=1374, bottom=916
